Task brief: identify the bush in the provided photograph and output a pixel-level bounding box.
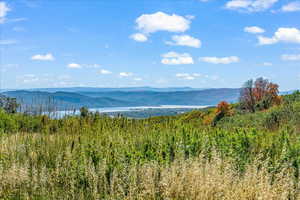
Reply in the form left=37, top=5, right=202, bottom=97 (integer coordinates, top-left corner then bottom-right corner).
left=0, top=109, right=18, bottom=133
left=212, top=101, right=234, bottom=126
left=263, top=105, right=292, bottom=130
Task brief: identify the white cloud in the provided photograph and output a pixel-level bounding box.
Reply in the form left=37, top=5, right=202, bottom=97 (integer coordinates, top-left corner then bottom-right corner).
left=263, top=62, right=273, bottom=66
left=176, top=73, right=200, bottom=80
left=0, top=2, right=9, bottom=18
left=31, top=53, right=55, bottom=61
left=161, top=52, right=194, bottom=65
left=257, top=36, right=277, bottom=45
left=282, top=1, right=300, bottom=12
left=136, top=12, right=191, bottom=34
left=281, top=54, right=300, bottom=61
left=182, top=76, right=195, bottom=80
left=68, top=63, right=82, bottom=69
left=192, top=73, right=201, bottom=77
left=67, top=63, right=101, bottom=69
left=130, top=33, right=148, bottom=42
left=199, top=56, right=240, bottom=64
left=166, top=35, right=201, bottom=48
left=258, top=27, right=300, bottom=45
left=0, top=2, right=10, bottom=23
left=120, top=72, right=133, bottom=77
left=0, top=39, right=17, bottom=45
left=176, top=73, right=208, bottom=81
left=98, top=69, right=112, bottom=74
left=244, top=26, right=265, bottom=34
left=225, top=0, right=278, bottom=12
left=133, top=77, right=142, bottom=81
left=176, top=73, right=190, bottom=77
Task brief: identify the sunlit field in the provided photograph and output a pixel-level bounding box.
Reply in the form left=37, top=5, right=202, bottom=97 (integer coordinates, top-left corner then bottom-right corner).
left=1, top=89, right=300, bottom=199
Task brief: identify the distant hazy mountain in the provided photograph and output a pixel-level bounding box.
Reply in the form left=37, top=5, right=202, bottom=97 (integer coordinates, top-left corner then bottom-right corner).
left=7, top=87, right=207, bottom=93
left=3, top=91, right=137, bottom=110
left=79, top=88, right=240, bottom=106
left=3, top=88, right=240, bottom=111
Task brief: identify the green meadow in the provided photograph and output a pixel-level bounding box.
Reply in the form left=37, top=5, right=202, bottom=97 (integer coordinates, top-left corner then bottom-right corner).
left=1, top=81, right=300, bottom=199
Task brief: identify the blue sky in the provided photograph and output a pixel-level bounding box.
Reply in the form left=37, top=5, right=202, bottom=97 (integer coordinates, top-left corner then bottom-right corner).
left=1, top=0, right=300, bottom=90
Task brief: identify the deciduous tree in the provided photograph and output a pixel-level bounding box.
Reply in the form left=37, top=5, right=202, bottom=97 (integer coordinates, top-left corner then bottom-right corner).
left=240, top=77, right=281, bottom=112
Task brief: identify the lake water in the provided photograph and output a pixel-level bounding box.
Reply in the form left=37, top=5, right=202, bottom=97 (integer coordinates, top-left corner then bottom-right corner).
left=89, top=105, right=210, bottom=113
left=50, top=105, right=210, bottom=118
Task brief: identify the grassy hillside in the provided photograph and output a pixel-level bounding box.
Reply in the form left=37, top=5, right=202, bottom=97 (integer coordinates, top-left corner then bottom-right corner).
left=0, top=91, right=300, bottom=199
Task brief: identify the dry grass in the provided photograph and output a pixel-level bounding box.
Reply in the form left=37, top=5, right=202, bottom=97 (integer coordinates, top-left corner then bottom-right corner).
left=1, top=154, right=298, bottom=200
left=159, top=158, right=296, bottom=200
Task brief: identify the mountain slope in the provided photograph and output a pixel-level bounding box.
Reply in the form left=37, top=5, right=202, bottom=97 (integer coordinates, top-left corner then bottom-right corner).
left=3, top=91, right=137, bottom=110
left=80, top=88, right=240, bottom=106
left=3, top=88, right=241, bottom=110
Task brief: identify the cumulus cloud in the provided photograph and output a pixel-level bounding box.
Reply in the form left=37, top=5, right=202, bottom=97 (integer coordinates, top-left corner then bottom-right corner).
left=161, top=52, right=194, bottom=65
left=130, top=33, right=148, bottom=42
left=244, top=26, right=265, bottom=34
left=282, top=1, right=300, bottom=12
left=257, top=36, right=277, bottom=45
left=120, top=72, right=133, bottom=77
left=133, top=77, right=142, bottom=81
left=0, top=2, right=10, bottom=23
left=281, top=54, right=300, bottom=61
left=225, top=0, right=278, bottom=12
left=136, top=12, right=191, bottom=34
left=68, top=63, right=82, bottom=69
left=98, top=69, right=112, bottom=74
left=258, top=27, right=300, bottom=45
left=31, top=53, right=55, bottom=61
left=199, top=56, right=239, bottom=64
left=166, top=35, right=201, bottom=48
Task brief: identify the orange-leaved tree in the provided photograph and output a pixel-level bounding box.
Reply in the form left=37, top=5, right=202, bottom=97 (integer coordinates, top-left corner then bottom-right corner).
left=239, top=77, right=281, bottom=112
left=212, top=101, right=233, bottom=126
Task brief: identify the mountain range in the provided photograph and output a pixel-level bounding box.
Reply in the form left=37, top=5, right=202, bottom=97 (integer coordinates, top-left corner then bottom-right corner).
left=2, top=88, right=241, bottom=111
left=1, top=87, right=207, bottom=93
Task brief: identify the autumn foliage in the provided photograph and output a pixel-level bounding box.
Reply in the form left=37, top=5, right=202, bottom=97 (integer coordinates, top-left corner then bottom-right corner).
left=216, top=101, right=233, bottom=116
left=212, top=101, right=233, bottom=126
left=239, top=77, right=281, bottom=112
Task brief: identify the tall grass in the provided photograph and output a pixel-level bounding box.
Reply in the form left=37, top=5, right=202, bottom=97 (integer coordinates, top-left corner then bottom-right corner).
left=1, top=157, right=299, bottom=199
left=0, top=113, right=300, bottom=199
left=1, top=92, right=300, bottom=199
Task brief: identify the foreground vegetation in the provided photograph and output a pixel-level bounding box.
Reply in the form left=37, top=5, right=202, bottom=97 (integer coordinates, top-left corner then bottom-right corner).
left=1, top=78, right=300, bottom=199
